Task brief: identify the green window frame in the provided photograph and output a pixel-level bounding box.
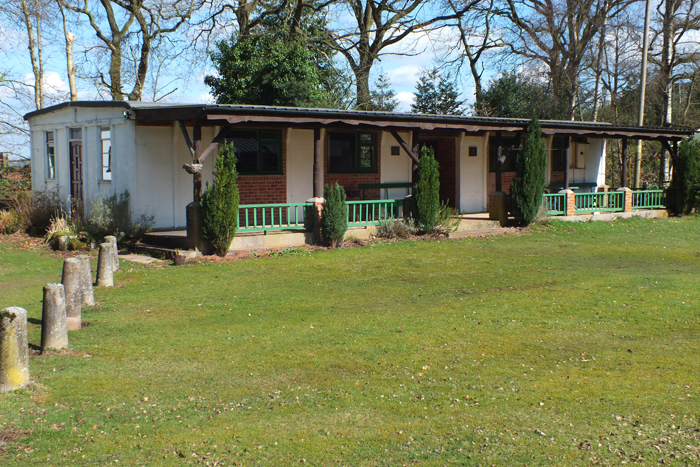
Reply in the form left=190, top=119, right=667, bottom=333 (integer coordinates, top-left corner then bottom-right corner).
left=328, top=132, right=377, bottom=174
left=225, top=129, right=282, bottom=175
left=551, top=137, right=568, bottom=172
left=46, top=131, right=55, bottom=179
left=488, top=136, right=520, bottom=173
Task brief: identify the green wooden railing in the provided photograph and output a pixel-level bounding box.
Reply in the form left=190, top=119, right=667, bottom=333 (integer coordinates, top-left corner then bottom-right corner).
left=238, top=203, right=308, bottom=232
left=632, top=190, right=665, bottom=209
left=542, top=193, right=566, bottom=215
left=574, top=191, right=624, bottom=213
left=347, top=199, right=402, bottom=227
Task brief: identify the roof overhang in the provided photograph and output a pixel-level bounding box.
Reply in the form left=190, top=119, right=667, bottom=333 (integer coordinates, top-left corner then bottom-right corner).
left=24, top=101, right=695, bottom=142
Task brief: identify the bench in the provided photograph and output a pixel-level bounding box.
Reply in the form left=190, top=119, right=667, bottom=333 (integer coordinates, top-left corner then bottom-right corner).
left=359, top=182, right=413, bottom=200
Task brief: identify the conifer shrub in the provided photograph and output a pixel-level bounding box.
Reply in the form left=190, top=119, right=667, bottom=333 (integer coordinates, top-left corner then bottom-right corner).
left=321, top=182, right=347, bottom=248
left=509, top=116, right=547, bottom=226
left=201, top=142, right=240, bottom=256
left=412, top=146, right=440, bottom=232
left=667, top=138, right=700, bottom=215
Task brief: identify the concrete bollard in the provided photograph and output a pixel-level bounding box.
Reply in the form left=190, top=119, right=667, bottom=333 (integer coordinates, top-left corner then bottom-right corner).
left=62, top=257, right=83, bottom=331
left=0, top=307, right=30, bottom=393
left=41, top=284, right=68, bottom=352
left=104, top=235, right=120, bottom=272
left=96, top=243, right=114, bottom=288
left=77, top=255, right=95, bottom=306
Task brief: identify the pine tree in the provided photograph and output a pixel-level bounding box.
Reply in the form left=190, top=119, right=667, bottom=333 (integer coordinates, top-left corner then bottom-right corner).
left=667, top=138, right=700, bottom=215
left=367, top=74, right=399, bottom=112
left=411, top=68, right=464, bottom=115
left=412, top=146, right=440, bottom=231
left=509, top=116, right=547, bottom=226
left=321, top=182, right=348, bottom=247
left=201, top=142, right=240, bottom=256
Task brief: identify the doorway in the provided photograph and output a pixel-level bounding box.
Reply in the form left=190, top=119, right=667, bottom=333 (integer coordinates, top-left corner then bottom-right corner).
left=69, top=128, right=84, bottom=216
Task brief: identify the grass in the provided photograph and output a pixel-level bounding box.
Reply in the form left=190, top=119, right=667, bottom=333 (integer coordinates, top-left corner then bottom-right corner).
left=1, top=216, right=700, bottom=465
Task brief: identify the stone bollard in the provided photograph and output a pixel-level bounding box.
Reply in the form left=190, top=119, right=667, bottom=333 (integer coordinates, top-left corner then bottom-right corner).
left=62, top=257, right=83, bottom=331
left=77, top=255, right=95, bottom=306
left=96, top=243, right=114, bottom=288
left=41, top=284, right=68, bottom=352
left=104, top=235, right=120, bottom=272
left=0, top=307, right=30, bottom=393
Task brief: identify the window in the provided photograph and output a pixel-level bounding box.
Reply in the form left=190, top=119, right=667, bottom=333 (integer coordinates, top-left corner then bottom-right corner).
left=46, top=131, right=55, bottom=179
left=69, top=127, right=82, bottom=140
left=328, top=132, right=377, bottom=173
left=226, top=130, right=282, bottom=175
left=489, top=136, right=520, bottom=172
left=100, top=127, right=112, bottom=181
left=551, top=137, right=568, bottom=172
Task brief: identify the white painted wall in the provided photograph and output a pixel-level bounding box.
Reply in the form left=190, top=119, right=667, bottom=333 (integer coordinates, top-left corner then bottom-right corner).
left=286, top=128, right=314, bottom=203
left=569, top=138, right=606, bottom=187
left=457, top=134, right=488, bottom=213
left=380, top=130, right=413, bottom=199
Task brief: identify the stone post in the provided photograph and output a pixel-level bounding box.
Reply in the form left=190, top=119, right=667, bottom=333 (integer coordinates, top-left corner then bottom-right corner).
left=488, top=191, right=508, bottom=227
left=96, top=243, right=114, bottom=288
left=0, top=307, right=30, bottom=393
left=104, top=235, right=119, bottom=271
left=62, top=257, right=83, bottom=331
left=617, top=187, right=633, bottom=212
left=41, top=284, right=68, bottom=352
left=77, top=255, right=95, bottom=306
left=560, top=189, right=576, bottom=217
left=309, top=197, right=325, bottom=239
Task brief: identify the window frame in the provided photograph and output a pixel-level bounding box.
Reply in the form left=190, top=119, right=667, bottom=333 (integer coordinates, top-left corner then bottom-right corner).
left=100, top=126, right=112, bottom=182
left=327, top=131, right=378, bottom=174
left=551, top=137, right=568, bottom=172
left=45, top=131, right=55, bottom=179
left=225, top=129, right=283, bottom=176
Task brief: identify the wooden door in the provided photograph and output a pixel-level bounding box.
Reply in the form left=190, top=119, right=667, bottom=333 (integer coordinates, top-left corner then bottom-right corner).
left=69, top=141, right=84, bottom=215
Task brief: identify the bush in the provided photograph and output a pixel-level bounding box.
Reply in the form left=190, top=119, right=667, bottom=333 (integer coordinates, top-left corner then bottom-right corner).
left=83, top=190, right=154, bottom=241
left=667, top=138, right=700, bottom=215
left=201, top=142, right=240, bottom=256
left=0, top=209, right=19, bottom=234
left=433, top=203, right=461, bottom=234
left=412, top=146, right=440, bottom=232
left=321, top=182, right=347, bottom=247
left=510, top=116, right=547, bottom=226
left=28, top=189, right=63, bottom=234
left=376, top=219, right=415, bottom=239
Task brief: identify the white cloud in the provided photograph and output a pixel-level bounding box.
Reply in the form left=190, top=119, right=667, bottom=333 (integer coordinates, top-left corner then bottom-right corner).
left=197, top=93, right=215, bottom=104
left=395, top=91, right=415, bottom=112
left=384, top=65, right=422, bottom=89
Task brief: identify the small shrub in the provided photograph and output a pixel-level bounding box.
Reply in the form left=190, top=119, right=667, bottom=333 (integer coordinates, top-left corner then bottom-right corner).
left=376, top=219, right=415, bottom=239
left=321, top=182, right=348, bottom=247
left=509, top=115, right=547, bottom=226
left=28, top=189, right=63, bottom=234
left=667, top=138, right=700, bottom=215
left=413, top=146, right=440, bottom=232
left=201, top=142, right=240, bottom=257
left=44, top=210, right=75, bottom=247
left=84, top=190, right=154, bottom=241
left=432, top=203, right=460, bottom=234
left=0, top=209, right=19, bottom=234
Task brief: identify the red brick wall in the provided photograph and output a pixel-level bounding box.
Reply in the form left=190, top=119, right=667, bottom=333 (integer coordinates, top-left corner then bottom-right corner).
left=237, top=129, right=287, bottom=205
left=488, top=172, right=516, bottom=195
left=550, top=171, right=565, bottom=184
left=325, top=130, right=381, bottom=201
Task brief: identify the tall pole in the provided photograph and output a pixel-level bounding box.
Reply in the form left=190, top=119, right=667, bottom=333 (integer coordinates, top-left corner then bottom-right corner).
left=634, top=0, right=652, bottom=189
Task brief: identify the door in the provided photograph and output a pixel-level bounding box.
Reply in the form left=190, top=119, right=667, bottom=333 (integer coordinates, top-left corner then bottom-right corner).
left=417, top=139, right=457, bottom=208
left=69, top=139, right=84, bottom=216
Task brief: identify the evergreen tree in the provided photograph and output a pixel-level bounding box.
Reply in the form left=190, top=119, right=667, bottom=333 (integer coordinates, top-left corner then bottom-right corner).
left=509, top=116, right=547, bottom=226
left=367, top=74, right=399, bottom=112
left=412, top=146, right=441, bottom=231
left=411, top=68, right=464, bottom=115
left=201, top=143, right=240, bottom=256
left=476, top=72, right=564, bottom=119
left=667, top=138, right=700, bottom=215
left=321, top=182, right=348, bottom=247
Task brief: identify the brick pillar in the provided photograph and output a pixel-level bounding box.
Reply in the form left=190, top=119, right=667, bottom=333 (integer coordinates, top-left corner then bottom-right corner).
left=560, top=189, right=576, bottom=216
left=617, top=187, right=633, bottom=212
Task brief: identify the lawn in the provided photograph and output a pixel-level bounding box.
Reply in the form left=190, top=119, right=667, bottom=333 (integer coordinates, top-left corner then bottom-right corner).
left=1, top=217, right=699, bottom=466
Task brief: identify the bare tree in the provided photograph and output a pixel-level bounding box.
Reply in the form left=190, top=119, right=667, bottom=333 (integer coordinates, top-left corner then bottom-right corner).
left=329, top=0, right=477, bottom=110
left=19, top=0, right=45, bottom=109
left=57, top=0, right=78, bottom=101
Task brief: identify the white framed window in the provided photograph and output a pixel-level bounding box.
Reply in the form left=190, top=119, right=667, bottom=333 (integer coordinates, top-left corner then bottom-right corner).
left=46, top=131, right=55, bottom=179
left=100, top=127, right=112, bottom=181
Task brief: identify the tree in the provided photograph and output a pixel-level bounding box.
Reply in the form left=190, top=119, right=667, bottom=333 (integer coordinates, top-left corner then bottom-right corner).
left=367, top=73, right=399, bottom=111
left=498, top=0, right=632, bottom=119
left=666, top=138, right=700, bottom=215
left=412, top=146, right=440, bottom=231
left=476, top=71, right=557, bottom=119
left=59, top=0, right=199, bottom=101
left=329, top=0, right=477, bottom=110
left=19, top=0, right=44, bottom=109
left=320, top=182, right=347, bottom=247
left=509, top=115, right=547, bottom=226
left=201, top=142, right=240, bottom=256
left=410, top=67, right=463, bottom=115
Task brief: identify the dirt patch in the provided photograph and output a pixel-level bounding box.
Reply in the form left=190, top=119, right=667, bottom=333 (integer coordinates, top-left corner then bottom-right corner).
left=0, top=427, right=31, bottom=456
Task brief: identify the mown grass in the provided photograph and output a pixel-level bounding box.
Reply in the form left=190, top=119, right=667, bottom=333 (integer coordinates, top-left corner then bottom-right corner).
left=1, top=217, right=700, bottom=466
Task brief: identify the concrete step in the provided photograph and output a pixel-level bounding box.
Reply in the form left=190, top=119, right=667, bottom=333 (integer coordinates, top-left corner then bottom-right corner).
left=133, top=243, right=198, bottom=260
left=456, top=218, right=501, bottom=231
left=142, top=231, right=190, bottom=249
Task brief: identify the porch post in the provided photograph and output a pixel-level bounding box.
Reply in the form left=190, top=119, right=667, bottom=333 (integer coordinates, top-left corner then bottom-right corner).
left=495, top=132, right=502, bottom=192
left=193, top=122, right=203, bottom=202
left=621, top=138, right=628, bottom=188
left=563, top=137, right=570, bottom=189
left=313, top=128, right=324, bottom=198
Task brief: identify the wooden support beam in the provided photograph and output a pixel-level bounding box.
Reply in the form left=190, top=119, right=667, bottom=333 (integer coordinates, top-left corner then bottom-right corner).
left=193, top=121, right=202, bottom=202
left=495, top=131, right=503, bottom=192
left=177, top=120, right=195, bottom=158
left=564, top=136, right=570, bottom=189
left=621, top=138, right=628, bottom=188
left=313, top=128, right=323, bottom=198
left=198, top=126, right=230, bottom=164
left=390, top=130, right=419, bottom=165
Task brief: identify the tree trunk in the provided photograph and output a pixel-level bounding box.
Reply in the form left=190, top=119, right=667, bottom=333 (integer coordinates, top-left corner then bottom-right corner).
left=20, top=0, right=43, bottom=109
left=59, top=2, right=78, bottom=101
